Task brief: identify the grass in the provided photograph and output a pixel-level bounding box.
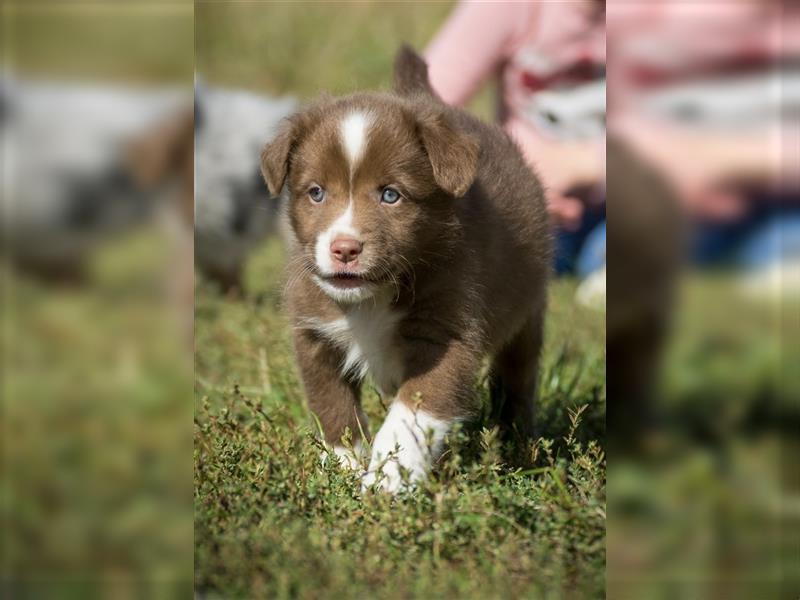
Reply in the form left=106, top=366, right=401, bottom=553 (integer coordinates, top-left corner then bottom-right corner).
left=606, top=275, right=799, bottom=599
left=195, top=1, right=454, bottom=99
left=195, top=0, right=497, bottom=120
left=2, top=1, right=193, bottom=85
left=2, top=229, right=193, bottom=595
left=194, top=239, right=607, bottom=599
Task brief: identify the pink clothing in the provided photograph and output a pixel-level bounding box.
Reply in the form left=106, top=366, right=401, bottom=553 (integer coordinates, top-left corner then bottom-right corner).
left=425, top=0, right=606, bottom=169
left=604, top=1, right=796, bottom=203
left=606, top=1, right=788, bottom=117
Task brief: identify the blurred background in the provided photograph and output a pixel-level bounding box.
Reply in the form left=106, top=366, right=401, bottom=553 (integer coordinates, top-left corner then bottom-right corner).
left=1, top=0, right=194, bottom=595
left=606, top=2, right=799, bottom=598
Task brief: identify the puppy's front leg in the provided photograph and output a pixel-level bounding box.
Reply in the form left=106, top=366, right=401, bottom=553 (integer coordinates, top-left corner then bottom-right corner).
left=293, top=329, right=368, bottom=469
left=362, top=341, right=477, bottom=493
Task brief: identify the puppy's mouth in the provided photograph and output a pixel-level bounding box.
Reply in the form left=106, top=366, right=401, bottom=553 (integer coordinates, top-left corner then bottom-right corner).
left=320, top=271, right=370, bottom=289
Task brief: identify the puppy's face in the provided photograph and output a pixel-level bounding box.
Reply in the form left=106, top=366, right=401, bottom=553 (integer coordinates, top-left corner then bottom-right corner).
left=262, top=95, right=478, bottom=304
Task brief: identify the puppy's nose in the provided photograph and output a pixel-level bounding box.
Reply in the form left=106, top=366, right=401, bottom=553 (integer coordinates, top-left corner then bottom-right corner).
left=330, top=237, right=363, bottom=265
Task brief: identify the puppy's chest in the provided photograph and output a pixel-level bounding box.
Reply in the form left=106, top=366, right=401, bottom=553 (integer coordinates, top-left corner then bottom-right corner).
left=312, top=303, right=405, bottom=397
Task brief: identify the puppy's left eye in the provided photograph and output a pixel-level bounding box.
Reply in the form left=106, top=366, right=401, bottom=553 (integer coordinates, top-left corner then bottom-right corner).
left=380, top=187, right=401, bottom=205
left=308, top=185, right=326, bottom=203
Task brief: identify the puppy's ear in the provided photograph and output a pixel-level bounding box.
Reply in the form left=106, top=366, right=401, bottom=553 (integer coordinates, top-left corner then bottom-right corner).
left=418, top=111, right=479, bottom=197
left=260, top=116, right=297, bottom=197
left=393, top=44, right=437, bottom=98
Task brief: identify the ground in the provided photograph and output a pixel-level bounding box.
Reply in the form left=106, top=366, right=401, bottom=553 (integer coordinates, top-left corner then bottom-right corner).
left=193, top=239, right=607, bottom=599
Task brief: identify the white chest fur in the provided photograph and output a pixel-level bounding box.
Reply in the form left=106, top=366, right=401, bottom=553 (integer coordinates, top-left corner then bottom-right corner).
left=311, top=300, right=404, bottom=397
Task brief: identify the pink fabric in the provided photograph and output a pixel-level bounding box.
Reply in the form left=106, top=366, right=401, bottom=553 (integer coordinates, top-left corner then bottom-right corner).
left=606, top=1, right=788, bottom=111
left=425, top=1, right=606, bottom=180
left=425, top=2, right=536, bottom=108
left=606, top=1, right=796, bottom=210
left=425, top=1, right=605, bottom=109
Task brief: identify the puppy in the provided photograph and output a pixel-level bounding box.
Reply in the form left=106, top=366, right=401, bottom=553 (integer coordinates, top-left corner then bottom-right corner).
left=261, top=46, right=551, bottom=493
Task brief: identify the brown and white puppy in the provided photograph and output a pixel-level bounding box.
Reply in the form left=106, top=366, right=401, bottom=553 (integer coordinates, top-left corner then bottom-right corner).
left=261, top=46, right=551, bottom=493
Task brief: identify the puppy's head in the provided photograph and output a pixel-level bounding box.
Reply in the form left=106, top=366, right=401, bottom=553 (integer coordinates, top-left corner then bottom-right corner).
left=261, top=49, right=478, bottom=304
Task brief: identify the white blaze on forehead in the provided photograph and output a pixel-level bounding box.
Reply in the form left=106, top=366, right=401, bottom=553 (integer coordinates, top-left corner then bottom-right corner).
left=310, top=110, right=372, bottom=302
left=340, top=111, right=370, bottom=169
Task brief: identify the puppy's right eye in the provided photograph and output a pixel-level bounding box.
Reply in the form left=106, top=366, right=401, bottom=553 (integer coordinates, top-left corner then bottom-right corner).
left=308, top=185, right=326, bottom=203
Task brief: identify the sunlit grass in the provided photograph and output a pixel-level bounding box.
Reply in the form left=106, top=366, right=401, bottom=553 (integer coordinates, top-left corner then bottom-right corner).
left=195, top=0, right=497, bottom=120
left=193, top=239, right=607, bottom=598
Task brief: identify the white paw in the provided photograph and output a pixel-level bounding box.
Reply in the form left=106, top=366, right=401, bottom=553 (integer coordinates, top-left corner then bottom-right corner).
left=360, top=401, right=450, bottom=495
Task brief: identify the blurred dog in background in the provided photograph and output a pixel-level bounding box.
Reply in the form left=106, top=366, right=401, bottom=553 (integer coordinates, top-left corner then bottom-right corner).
left=194, top=82, right=295, bottom=293
left=1, top=78, right=189, bottom=282
left=1, top=77, right=295, bottom=304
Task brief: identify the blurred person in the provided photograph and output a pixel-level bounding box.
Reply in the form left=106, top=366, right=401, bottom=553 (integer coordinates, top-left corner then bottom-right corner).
left=606, top=3, right=799, bottom=597
left=194, top=82, right=295, bottom=294
left=607, top=0, right=798, bottom=297
left=604, top=0, right=798, bottom=445
left=424, top=0, right=606, bottom=287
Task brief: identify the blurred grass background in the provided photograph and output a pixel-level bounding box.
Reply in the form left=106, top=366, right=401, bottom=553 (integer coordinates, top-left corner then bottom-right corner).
left=195, top=239, right=607, bottom=598
left=2, top=232, right=193, bottom=595
left=2, top=1, right=193, bottom=84
left=196, top=1, right=453, bottom=96
left=2, top=0, right=194, bottom=594
left=195, top=0, right=496, bottom=118
left=608, top=278, right=799, bottom=598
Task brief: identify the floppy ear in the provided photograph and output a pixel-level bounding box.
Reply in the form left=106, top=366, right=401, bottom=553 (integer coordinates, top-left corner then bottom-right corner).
left=393, top=44, right=437, bottom=98
left=260, top=117, right=297, bottom=197
left=417, top=111, right=479, bottom=197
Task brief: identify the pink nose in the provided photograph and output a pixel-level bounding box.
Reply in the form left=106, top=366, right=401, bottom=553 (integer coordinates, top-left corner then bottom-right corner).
left=330, top=237, right=363, bottom=265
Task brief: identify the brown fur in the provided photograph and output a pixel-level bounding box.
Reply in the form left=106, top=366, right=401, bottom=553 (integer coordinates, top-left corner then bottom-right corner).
left=128, top=105, right=195, bottom=226
left=607, top=135, right=684, bottom=447
left=261, top=46, right=551, bottom=448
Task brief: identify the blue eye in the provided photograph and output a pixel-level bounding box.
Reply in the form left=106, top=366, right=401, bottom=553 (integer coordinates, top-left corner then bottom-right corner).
left=308, top=185, right=326, bottom=203
left=380, top=187, right=401, bottom=204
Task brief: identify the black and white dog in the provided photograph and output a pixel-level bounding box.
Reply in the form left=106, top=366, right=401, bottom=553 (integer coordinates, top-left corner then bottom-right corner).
left=194, top=82, right=295, bottom=292
left=0, top=77, right=188, bottom=280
